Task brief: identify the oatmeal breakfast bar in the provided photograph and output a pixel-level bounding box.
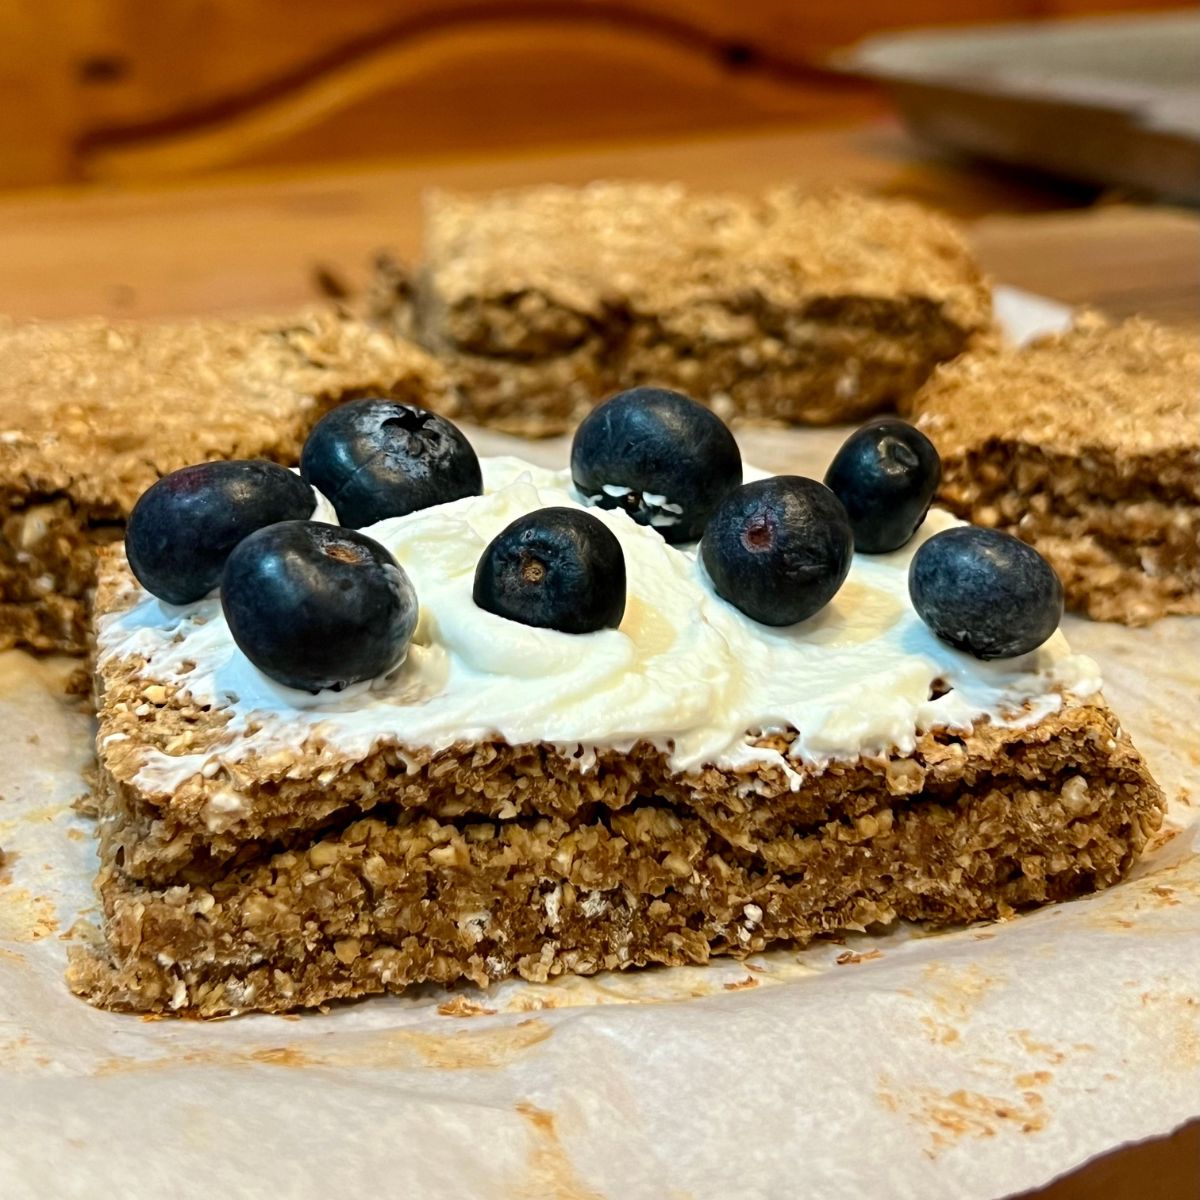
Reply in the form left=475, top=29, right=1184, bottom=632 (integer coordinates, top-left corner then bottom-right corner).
left=0, top=311, right=449, bottom=653
left=69, top=454, right=1162, bottom=1017
left=915, top=313, right=1200, bottom=625
left=370, top=183, right=993, bottom=436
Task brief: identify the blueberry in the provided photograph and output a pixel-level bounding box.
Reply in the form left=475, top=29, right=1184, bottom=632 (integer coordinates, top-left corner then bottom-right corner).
left=824, top=419, right=941, bottom=553
left=125, top=460, right=316, bottom=605
left=300, top=399, right=482, bottom=528
left=221, top=521, right=418, bottom=692
left=909, top=526, right=1063, bottom=660
left=700, top=477, right=853, bottom=626
left=473, top=507, right=626, bottom=634
left=570, top=387, right=741, bottom=544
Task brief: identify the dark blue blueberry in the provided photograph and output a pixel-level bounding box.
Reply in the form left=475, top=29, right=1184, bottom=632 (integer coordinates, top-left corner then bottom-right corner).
left=824, top=419, right=941, bottom=553
left=909, top=526, right=1063, bottom=660
left=570, top=387, right=741, bottom=544
left=300, top=399, right=482, bottom=529
left=221, top=521, right=418, bottom=692
left=700, top=477, right=853, bottom=626
left=473, top=507, right=626, bottom=634
left=125, top=460, right=315, bottom=605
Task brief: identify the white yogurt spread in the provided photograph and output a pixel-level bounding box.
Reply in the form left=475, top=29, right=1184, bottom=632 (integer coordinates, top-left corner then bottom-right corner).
left=100, top=456, right=1101, bottom=794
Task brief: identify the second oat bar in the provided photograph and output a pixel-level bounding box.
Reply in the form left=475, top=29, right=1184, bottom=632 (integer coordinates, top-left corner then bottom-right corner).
left=915, top=313, right=1200, bottom=625
left=382, top=182, right=994, bottom=435
left=0, top=311, right=451, bottom=653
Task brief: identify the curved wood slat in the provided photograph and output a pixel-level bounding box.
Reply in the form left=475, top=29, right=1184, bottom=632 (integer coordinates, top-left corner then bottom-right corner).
left=81, top=19, right=879, bottom=181
left=80, top=0, right=1178, bottom=129
left=1, top=0, right=1191, bottom=185
left=79, top=1, right=867, bottom=139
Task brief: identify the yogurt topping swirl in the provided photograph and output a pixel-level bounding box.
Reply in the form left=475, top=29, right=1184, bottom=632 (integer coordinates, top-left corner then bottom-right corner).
left=101, top=456, right=1101, bottom=794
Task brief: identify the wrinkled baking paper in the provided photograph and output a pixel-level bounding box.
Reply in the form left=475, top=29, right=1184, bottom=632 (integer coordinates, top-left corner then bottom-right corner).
left=1, top=290, right=1195, bottom=1200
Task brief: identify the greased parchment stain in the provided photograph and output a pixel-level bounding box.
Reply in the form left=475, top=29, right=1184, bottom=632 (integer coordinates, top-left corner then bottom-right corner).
left=917, top=961, right=1001, bottom=1046
left=877, top=1074, right=1049, bottom=1155
left=94, top=1016, right=552, bottom=1075
left=0, top=887, right=58, bottom=941
left=513, top=1101, right=607, bottom=1200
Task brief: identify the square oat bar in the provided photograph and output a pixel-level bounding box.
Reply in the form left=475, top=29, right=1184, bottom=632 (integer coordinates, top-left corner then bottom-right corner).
left=375, top=183, right=993, bottom=436
left=915, top=314, right=1200, bottom=625
left=68, top=458, right=1162, bottom=1017
left=0, top=311, right=450, bottom=652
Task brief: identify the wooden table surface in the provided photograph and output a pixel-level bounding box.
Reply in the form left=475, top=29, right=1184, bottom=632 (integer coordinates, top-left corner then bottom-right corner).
left=0, top=118, right=1196, bottom=1198
left=0, top=119, right=1197, bottom=328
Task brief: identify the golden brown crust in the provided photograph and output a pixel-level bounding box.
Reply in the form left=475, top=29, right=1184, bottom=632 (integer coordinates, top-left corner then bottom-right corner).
left=0, top=309, right=452, bottom=514
left=0, top=310, right=452, bottom=652
left=916, top=313, right=1200, bottom=462
left=423, top=184, right=991, bottom=341
left=915, top=315, right=1200, bottom=626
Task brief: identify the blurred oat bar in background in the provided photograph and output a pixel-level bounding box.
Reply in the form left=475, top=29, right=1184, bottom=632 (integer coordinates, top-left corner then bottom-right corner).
left=371, top=182, right=993, bottom=436
left=915, top=313, right=1200, bottom=626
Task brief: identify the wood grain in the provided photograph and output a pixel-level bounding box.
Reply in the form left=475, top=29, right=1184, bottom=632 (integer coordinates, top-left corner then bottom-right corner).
left=972, top=205, right=1200, bottom=328
left=0, top=3, right=75, bottom=187
left=80, top=20, right=880, bottom=182
left=0, top=121, right=1075, bottom=322
left=0, top=122, right=1193, bottom=330
left=2, top=1, right=1190, bottom=186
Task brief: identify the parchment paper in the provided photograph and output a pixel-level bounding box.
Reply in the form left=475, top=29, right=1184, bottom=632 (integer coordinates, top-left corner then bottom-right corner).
left=1, top=291, right=1196, bottom=1200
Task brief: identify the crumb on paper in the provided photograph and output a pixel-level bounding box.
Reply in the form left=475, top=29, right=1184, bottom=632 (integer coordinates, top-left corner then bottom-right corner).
left=438, top=994, right=499, bottom=1018
left=1146, top=826, right=1182, bottom=852
left=836, top=949, right=884, bottom=966
left=723, top=975, right=759, bottom=991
